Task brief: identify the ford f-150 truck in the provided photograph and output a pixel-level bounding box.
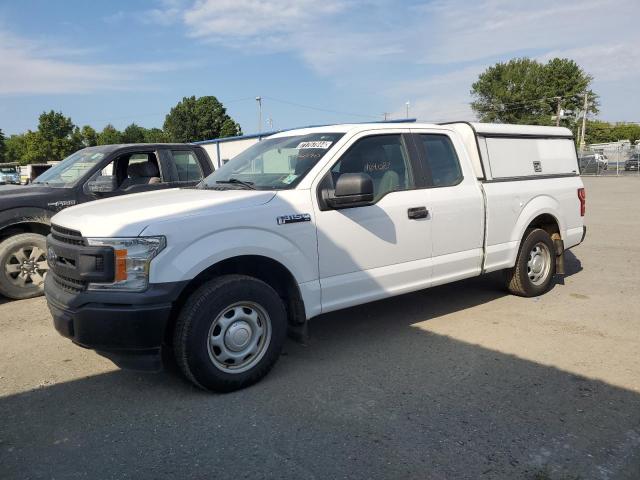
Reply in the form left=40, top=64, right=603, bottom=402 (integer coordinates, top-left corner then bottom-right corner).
left=0, top=143, right=213, bottom=299
left=45, top=122, right=586, bottom=392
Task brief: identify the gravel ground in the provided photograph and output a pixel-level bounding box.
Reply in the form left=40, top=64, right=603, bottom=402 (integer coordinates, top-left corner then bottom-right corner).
left=1, top=177, right=639, bottom=480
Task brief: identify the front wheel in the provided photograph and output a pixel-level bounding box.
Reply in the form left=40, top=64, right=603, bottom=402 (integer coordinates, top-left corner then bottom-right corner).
left=505, top=228, right=556, bottom=297
left=173, top=274, right=287, bottom=392
left=0, top=233, right=49, bottom=300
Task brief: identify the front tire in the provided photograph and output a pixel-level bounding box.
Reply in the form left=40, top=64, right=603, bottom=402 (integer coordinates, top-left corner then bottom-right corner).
left=174, top=274, right=287, bottom=392
left=505, top=228, right=556, bottom=297
left=0, top=233, right=49, bottom=300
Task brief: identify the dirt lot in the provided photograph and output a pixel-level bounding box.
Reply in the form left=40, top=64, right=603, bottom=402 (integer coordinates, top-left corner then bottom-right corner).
left=1, top=177, right=639, bottom=480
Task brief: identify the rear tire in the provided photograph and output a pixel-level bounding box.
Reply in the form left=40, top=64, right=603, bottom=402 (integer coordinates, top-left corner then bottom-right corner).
left=174, top=274, right=287, bottom=392
left=505, top=228, right=556, bottom=297
left=0, top=233, right=49, bottom=300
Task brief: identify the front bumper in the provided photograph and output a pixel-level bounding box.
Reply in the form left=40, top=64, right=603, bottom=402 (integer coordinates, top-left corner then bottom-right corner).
left=45, top=273, right=187, bottom=371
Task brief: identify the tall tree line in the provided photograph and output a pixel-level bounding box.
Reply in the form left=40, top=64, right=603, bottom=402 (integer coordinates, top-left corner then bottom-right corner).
left=1, top=96, right=242, bottom=165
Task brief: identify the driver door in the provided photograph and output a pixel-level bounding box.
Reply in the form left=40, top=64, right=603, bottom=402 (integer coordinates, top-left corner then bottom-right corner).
left=313, top=131, right=432, bottom=313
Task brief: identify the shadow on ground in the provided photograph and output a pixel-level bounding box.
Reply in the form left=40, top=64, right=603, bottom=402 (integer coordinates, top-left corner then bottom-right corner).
left=1, top=271, right=638, bottom=480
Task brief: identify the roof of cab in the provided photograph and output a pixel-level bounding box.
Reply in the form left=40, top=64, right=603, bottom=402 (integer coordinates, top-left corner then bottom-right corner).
left=268, top=121, right=574, bottom=139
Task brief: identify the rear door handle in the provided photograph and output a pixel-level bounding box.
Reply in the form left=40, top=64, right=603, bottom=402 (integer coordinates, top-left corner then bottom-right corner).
left=407, top=206, right=429, bottom=220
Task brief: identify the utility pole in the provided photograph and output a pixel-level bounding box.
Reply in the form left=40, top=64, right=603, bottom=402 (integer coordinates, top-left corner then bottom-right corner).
left=555, top=96, right=562, bottom=127
left=267, top=117, right=273, bottom=130
left=255, top=96, right=262, bottom=134
left=579, top=93, right=588, bottom=151
left=383, top=112, right=389, bottom=121
left=405, top=101, right=410, bottom=119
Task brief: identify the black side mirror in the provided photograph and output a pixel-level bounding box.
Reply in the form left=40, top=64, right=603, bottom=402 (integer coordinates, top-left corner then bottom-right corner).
left=326, top=173, right=374, bottom=209
left=87, top=175, right=117, bottom=194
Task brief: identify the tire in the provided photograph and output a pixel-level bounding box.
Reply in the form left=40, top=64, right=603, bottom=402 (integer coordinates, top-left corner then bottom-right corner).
left=174, top=274, right=287, bottom=392
left=0, top=233, right=49, bottom=300
left=505, top=228, right=556, bottom=297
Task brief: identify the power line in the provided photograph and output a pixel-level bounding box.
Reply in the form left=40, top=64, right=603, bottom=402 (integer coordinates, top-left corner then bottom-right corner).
left=262, top=96, right=381, bottom=120
left=473, top=92, right=586, bottom=111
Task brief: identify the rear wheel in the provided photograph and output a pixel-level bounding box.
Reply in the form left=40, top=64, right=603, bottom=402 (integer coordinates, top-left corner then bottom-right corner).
left=174, top=274, right=287, bottom=392
left=0, top=233, right=49, bottom=300
left=505, top=228, right=556, bottom=297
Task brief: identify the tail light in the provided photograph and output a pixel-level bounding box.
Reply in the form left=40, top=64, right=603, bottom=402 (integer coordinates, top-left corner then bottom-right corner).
left=578, top=188, right=586, bottom=216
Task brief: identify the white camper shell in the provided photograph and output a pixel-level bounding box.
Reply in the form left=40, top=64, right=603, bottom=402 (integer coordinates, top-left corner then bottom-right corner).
left=445, top=122, right=577, bottom=180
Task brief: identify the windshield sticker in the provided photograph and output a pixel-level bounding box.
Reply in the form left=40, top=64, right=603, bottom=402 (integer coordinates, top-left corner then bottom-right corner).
left=281, top=174, right=298, bottom=185
left=91, top=153, right=103, bottom=160
left=296, top=141, right=333, bottom=150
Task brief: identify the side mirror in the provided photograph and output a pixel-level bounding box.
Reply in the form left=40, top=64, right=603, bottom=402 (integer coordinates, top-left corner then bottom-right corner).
left=87, top=175, right=117, bottom=194
left=326, top=173, right=374, bottom=209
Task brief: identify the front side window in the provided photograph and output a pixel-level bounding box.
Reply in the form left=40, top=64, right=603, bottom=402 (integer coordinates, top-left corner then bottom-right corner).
left=202, top=133, right=344, bottom=190
left=420, top=135, right=462, bottom=187
left=331, top=134, right=415, bottom=201
left=172, top=150, right=203, bottom=182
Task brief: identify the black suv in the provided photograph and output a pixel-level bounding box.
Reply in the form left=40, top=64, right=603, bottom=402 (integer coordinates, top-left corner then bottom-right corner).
left=0, top=144, right=213, bottom=299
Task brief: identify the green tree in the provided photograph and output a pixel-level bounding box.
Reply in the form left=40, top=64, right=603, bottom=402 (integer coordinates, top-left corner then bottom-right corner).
left=122, top=123, right=147, bottom=143
left=97, top=124, right=123, bottom=145
left=471, top=58, right=598, bottom=126
left=0, top=128, right=5, bottom=162
left=80, top=125, right=98, bottom=147
left=21, top=110, right=84, bottom=163
left=144, top=127, right=169, bottom=143
left=220, top=118, right=242, bottom=138
left=5, top=134, right=27, bottom=165
left=163, top=96, right=242, bottom=143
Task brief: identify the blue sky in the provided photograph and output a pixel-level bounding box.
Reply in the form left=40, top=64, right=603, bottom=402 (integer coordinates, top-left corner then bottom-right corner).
left=1, top=0, right=639, bottom=136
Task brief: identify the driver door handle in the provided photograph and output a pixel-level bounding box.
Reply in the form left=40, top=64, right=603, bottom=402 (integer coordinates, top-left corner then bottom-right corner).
left=407, top=206, right=429, bottom=220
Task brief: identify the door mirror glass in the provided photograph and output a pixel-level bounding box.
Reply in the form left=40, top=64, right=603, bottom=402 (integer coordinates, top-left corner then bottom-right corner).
left=87, top=175, right=117, bottom=194
left=327, top=173, right=374, bottom=209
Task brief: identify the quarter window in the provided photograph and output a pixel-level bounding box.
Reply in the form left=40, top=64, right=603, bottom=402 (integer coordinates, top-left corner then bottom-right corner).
left=419, top=135, right=462, bottom=187
left=331, top=135, right=415, bottom=201
left=172, top=150, right=203, bottom=182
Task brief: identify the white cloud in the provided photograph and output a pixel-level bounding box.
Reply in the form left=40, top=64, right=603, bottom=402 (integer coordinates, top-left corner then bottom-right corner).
left=0, top=29, right=188, bottom=95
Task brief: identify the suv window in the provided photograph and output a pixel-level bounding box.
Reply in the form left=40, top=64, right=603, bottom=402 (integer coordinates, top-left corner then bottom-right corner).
left=419, top=135, right=462, bottom=187
left=331, top=134, right=414, bottom=201
left=172, top=150, right=203, bottom=182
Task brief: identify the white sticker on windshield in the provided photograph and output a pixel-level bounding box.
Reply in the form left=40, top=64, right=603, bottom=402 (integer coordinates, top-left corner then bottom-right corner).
left=296, top=141, right=333, bottom=150
left=282, top=174, right=298, bottom=184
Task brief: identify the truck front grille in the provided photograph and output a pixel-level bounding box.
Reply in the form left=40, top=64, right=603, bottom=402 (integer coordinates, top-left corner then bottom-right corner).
left=52, top=272, right=88, bottom=293
left=51, top=224, right=86, bottom=246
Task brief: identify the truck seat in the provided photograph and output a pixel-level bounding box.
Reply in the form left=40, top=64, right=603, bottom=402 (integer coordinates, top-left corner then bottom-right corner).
left=120, top=161, right=161, bottom=189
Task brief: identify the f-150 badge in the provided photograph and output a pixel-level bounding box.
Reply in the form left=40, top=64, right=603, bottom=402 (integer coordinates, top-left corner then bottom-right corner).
left=277, top=213, right=311, bottom=225
left=47, top=200, right=76, bottom=210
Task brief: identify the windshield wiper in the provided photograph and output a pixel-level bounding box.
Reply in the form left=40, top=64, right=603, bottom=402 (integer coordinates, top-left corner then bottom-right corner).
left=215, top=178, right=256, bottom=190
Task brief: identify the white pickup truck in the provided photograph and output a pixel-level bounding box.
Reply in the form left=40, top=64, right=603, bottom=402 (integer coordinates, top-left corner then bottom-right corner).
left=45, top=122, right=586, bottom=392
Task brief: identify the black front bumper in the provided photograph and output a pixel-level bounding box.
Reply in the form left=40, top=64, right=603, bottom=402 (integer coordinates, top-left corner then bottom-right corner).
left=45, top=274, right=186, bottom=371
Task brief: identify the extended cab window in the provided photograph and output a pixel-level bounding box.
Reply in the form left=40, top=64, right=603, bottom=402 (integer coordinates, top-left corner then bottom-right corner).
left=419, top=135, right=462, bottom=187
left=172, top=150, right=203, bottom=182
left=332, top=134, right=414, bottom=201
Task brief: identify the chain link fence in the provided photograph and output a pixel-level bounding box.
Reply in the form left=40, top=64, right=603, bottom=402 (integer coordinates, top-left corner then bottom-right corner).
left=578, top=143, right=640, bottom=176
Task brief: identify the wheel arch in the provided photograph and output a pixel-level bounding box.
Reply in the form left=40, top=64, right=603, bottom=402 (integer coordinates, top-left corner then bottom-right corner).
left=165, top=254, right=307, bottom=344
left=0, top=212, right=53, bottom=242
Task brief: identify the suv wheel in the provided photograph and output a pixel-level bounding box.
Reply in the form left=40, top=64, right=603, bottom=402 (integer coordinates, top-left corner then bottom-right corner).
left=174, top=274, right=287, bottom=392
left=0, top=233, right=49, bottom=300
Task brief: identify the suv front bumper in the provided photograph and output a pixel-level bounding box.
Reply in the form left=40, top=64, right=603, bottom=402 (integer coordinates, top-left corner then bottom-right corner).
left=45, top=274, right=186, bottom=371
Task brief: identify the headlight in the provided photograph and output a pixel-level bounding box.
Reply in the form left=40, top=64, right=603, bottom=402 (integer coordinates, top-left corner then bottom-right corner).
left=86, top=236, right=166, bottom=291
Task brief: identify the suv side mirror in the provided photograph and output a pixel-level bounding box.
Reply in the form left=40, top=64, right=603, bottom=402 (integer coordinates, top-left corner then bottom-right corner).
left=87, top=175, right=117, bottom=194
left=326, top=173, right=374, bottom=209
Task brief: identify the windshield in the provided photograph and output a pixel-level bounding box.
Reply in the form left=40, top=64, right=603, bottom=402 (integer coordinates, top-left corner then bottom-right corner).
left=201, top=132, right=344, bottom=190
left=0, top=166, right=18, bottom=174
left=33, top=149, right=106, bottom=187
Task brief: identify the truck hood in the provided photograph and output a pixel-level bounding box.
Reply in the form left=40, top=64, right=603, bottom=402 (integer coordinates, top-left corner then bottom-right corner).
left=0, top=184, right=72, bottom=211
left=51, top=188, right=276, bottom=237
